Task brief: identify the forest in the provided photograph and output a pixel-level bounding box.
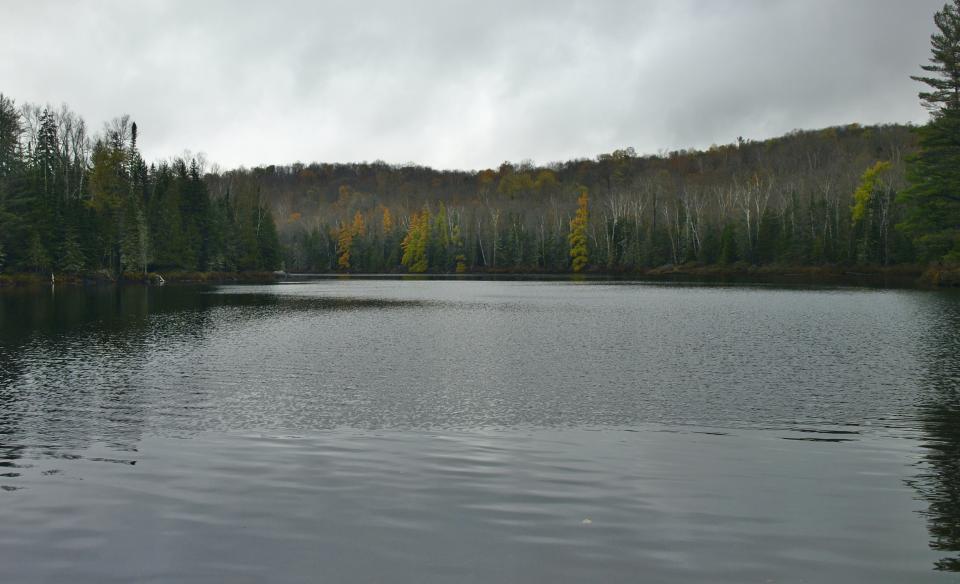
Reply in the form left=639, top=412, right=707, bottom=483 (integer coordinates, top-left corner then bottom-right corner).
left=0, top=103, right=939, bottom=278
left=0, top=100, right=281, bottom=278
left=0, top=1, right=958, bottom=279
left=217, top=124, right=919, bottom=274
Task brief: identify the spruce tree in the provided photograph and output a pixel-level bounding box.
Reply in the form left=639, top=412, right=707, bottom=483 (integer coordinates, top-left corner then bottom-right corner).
left=27, top=232, right=50, bottom=273
left=60, top=229, right=86, bottom=273
left=120, top=199, right=148, bottom=273
left=719, top=223, right=739, bottom=266
left=257, top=208, right=281, bottom=270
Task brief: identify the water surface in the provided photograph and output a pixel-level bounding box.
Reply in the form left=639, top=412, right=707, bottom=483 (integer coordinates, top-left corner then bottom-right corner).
left=1, top=280, right=958, bottom=582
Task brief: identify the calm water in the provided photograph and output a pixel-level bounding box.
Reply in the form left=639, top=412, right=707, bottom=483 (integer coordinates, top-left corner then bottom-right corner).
left=1, top=279, right=959, bottom=583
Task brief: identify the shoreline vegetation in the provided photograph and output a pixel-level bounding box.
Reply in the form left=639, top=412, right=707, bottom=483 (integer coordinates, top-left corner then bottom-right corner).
left=1, top=5, right=958, bottom=289
left=0, top=270, right=281, bottom=288
left=1, top=263, right=956, bottom=289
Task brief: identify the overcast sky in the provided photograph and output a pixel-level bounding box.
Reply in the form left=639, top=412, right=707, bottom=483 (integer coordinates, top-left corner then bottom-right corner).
left=1, top=0, right=944, bottom=170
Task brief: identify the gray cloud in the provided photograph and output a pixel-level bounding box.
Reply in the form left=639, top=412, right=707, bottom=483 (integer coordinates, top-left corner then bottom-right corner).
left=0, top=0, right=942, bottom=170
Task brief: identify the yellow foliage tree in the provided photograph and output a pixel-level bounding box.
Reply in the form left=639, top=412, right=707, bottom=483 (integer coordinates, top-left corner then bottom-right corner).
left=568, top=187, right=589, bottom=272
left=381, top=206, right=394, bottom=234
left=337, top=211, right=367, bottom=271
left=352, top=210, right=366, bottom=237
left=401, top=209, right=431, bottom=273
left=851, top=161, right=892, bottom=223
left=336, top=222, right=353, bottom=270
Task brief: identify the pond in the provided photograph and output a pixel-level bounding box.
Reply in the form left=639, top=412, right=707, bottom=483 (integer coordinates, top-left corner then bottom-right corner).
left=1, top=279, right=958, bottom=583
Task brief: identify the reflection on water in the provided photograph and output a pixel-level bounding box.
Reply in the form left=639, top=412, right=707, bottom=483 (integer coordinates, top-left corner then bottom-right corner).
left=912, top=290, right=960, bottom=571
left=0, top=281, right=959, bottom=581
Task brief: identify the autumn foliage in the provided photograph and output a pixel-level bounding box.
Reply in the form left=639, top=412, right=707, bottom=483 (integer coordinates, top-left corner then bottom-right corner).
left=568, top=188, right=589, bottom=272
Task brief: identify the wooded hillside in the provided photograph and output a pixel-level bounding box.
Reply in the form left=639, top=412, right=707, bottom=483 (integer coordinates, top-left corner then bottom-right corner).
left=209, top=124, right=918, bottom=273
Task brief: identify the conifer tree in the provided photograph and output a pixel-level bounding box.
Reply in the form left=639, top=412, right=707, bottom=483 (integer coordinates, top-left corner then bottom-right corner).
left=336, top=221, right=353, bottom=271
left=719, top=223, right=739, bottom=265
left=912, top=1, right=960, bottom=114
left=568, top=188, right=589, bottom=272
left=60, top=228, right=85, bottom=273
left=433, top=203, right=450, bottom=270
left=257, top=207, right=281, bottom=270
left=121, top=199, right=148, bottom=273
left=900, top=0, right=960, bottom=261
left=27, top=232, right=50, bottom=273
left=401, top=209, right=430, bottom=273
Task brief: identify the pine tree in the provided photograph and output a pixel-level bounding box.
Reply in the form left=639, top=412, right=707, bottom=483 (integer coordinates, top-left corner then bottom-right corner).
left=900, top=1, right=960, bottom=261
left=912, top=0, right=960, bottom=113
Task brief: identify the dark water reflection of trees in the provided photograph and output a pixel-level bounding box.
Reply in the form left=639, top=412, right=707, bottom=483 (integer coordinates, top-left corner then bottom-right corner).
left=0, top=285, right=417, bottom=468
left=0, top=286, right=248, bottom=467
left=6, top=284, right=960, bottom=573
left=912, top=290, right=960, bottom=572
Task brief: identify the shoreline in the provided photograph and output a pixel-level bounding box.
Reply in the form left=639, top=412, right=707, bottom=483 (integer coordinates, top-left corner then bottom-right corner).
left=3, top=264, right=955, bottom=290
left=286, top=264, right=935, bottom=289
left=0, top=271, right=282, bottom=288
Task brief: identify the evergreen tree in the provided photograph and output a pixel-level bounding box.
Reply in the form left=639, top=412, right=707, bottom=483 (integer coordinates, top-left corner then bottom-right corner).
left=912, top=0, right=960, bottom=114
left=237, top=207, right=262, bottom=271
left=257, top=208, right=281, bottom=270
left=719, top=223, right=739, bottom=265
left=120, top=198, right=148, bottom=273
left=60, top=229, right=85, bottom=273
left=900, top=0, right=960, bottom=261
left=0, top=94, right=20, bottom=181
left=27, top=232, right=50, bottom=273
left=152, top=179, right=187, bottom=269
left=433, top=203, right=451, bottom=270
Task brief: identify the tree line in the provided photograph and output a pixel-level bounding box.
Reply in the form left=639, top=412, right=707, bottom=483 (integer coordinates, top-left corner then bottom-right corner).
left=0, top=101, right=281, bottom=277
left=215, top=122, right=917, bottom=274
left=1, top=1, right=958, bottom=278
left=230, top=0, right=960, bottom=275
